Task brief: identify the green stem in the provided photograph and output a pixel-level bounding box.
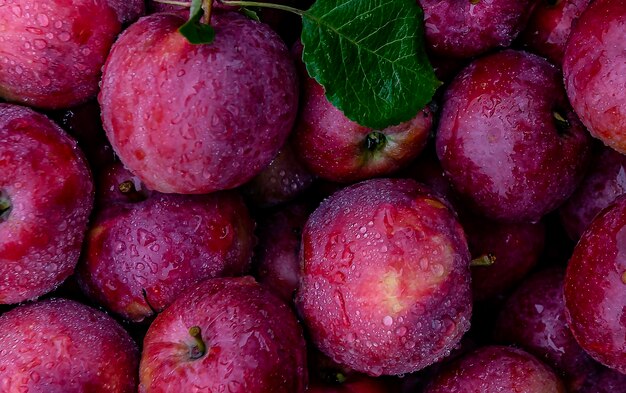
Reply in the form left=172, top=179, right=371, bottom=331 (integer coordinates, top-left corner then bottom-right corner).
left=0, top=191, right=10, bottom=223
left=470, top=254, right=496, bottom=267
left=188, top=326, right=207, bottom=359
left=152, top=0, right=192, bottom=6
left=219, top=0, right=305, bottom=15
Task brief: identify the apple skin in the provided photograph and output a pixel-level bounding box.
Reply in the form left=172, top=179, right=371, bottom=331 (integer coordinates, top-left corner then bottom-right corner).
left=424, top=346, right=566, bottom=393
left=0, top=0, right=143, bottom=109
left=417, top=0, right=535, bottom=59
left=436, top=49, right=591, bottom=223
left=564, top=194, right=626, bottom=374
left=255, top=203, right=310, bottom=303
left=563, top=0, right=626, bottom=153
left=495, top=268, right=597, bottom=391
left=307, top=377, right=390, bottom=393
left=293, top=75, right=432, bottom=183
left=519, top=0, right=591, bottom=65
left=78, top=189, right=255, bottom=322
left=0, top=103, right=93, bottom=304
left=0, top=298, right=139, bottom=392
left=578, top=367, right=626, bottom=393
left=139, top=276, right=307, bottom=392
left=99, top=11, right=298, bottom=194
left=297, top=178, right=472, bottom=376
left=560, top=146, right=626, bottom=240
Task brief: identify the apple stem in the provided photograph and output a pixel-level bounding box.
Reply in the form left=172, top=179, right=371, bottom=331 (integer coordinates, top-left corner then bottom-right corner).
left=470, top=253, right=496, bottom=267
left=118, top=180, right=147, bottom=202
left=202, top=0, right=213, bottom=25
left=0, top=191, right=10, bottom=222
left=188, top=326, right=207, bottom=359
left=219, top=0, right=305, bottom=15
left=553, top=109, right=570, bottom=135
left=364, top=131, right=387, bottom=152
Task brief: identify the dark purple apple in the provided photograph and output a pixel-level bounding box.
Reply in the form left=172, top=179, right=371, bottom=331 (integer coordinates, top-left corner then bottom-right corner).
left=424, top=346, right=566, bottom=393
left=564, top=194, right=626, bottom=374
left=560, top=146, right=626, bottom=240
left=78, top=190, right=255, bottom=322
left=255, top=202, right=310, bottom=303
left=519, top=0, right=591, bottom=65
left=293, top=75, right=433, bottom=183
left=297, top=178, right=472, bottom=376
left=0, top=298, right=139, bottom=392
left=495, top=268, right=597, bottom=391
left=563, top=0, right=626, bottom=153
left=95, top=162, right=152, bottom=208
left=139, top=276, right=307, bottom=392
left=307, top=377, right=391, bottom=393
left=0, top=0, right=143, bottom=109
left=436, top=49, right=591, bottom=223
left=99, top=11, right=298, bottom=194
left=0, top=103, right=93, bottom=304
left=243, top=143, right=315, bottom=208
left=464, top=215, right=546, bottom=301
left=579, top=367, right=626, bottom=393
left=417, top=0, right=535, bottom=59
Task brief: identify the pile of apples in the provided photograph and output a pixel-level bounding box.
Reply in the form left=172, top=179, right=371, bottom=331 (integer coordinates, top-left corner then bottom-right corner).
left=1, top=0, right=625, bottom=392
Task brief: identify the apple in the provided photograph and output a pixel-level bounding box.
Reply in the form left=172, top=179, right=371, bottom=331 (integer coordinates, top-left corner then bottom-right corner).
left=563, top=0, right=626, bottom=153
left=0, top=103, right=93, bottom=304
left=436, top=49, right=591, bottom=223
left=139, top=276, right=308, bottom=392
left=297, top=178, right=472, bottom=376
left=99, top=10, right=298, bottom=194
left=78, top=172, right=255, bottom=322
left=424, top=346, right=565, bottom=392
left=0, top=298, right=139, bottom=392
left=0, top=0, right=143, bottom=109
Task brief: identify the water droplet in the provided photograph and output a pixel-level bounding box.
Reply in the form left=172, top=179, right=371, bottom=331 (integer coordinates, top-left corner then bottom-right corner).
left=334, top=290, right=351, bottom=326
left=58, top=32, right=70, bottom=42
left=405, top=341, right=416, bottom=349
left=346, top=332, right=356, bottom=343
left=359, top=226, right=367, bottom=234
left=33, top=39, right=46, bottom=49
left=36, top=13, right=48, bottom=26
left=395, top=326, right=407, bottom=336
left=11, top=5, right=21, bottom=17
left=431, top=264, right=444, bottom=277
left=382, top=315, right=393, bottom=326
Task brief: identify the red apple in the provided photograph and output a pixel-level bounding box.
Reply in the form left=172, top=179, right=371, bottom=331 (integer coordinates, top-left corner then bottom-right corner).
left=139, top=276, right=308, bottom=392
left=0, top=298, right=139, bottom=392
left=0, top=103, right=93, bottom=304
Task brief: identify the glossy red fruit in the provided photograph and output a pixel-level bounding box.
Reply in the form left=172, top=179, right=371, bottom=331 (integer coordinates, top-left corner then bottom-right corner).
left=563, top=0, right=626, bottom=153
left=139, top=277, right=307, bottom=392
left=297, top=178, right=472, bottom=376
left=565, top=194, right=626, bottom=374
left=99, top=11, right=298, bottom=194
left=78, top=189, right=255, bottom=322
left=418, top=0, right=535, bottom=58
left=0, top=0, right=143, bottom=109
left=0, top=103, right=93, bottom=304
left=519, top=0, right=591, bottom=65
left=424, top=346, right=566, bottom=393
left=0, top=298, right=139, bottom=392
left=436, top=49, right=590, bottom=223
left=495, top=268, right=597, bottom=391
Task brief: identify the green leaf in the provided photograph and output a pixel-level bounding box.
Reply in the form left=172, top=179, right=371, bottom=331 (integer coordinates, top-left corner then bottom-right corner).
left=301, top=0, right=440, bottom=129
left=179, top=0, right=215, bottom=44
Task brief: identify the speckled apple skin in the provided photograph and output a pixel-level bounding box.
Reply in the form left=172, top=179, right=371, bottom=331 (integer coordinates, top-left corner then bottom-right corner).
left=436, top=49, right=591, bottom=223
left=78, top=191, right=255, bottom=322
left=297, top=178, right=472, bottom=376
left=565, top=194, right=626, bottom=374
left=99, top=11, right=298, bottom=194
left=495, top=269, right=597, bottom=391
left=0, top=298, right=139, bottom=393
left=0, top=0, right=143, bottom=109
left=139, top=276, right=307, bottom=392
left=563, top=0, right=626, bottom=154
left=424, top=346, right=566, bottom=393
left=579, top=367, right=626, bottom=393
left=293, top=76, right=432, bottom=183
left=560, top=147, right=626, bottom=240
left=0, top=104, right=93, bottom=304
left=519, top=0, right=591, bottom=65
left=417, top=0, right=534, bottom=59
left=307, top=376, right=391, bottom=393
